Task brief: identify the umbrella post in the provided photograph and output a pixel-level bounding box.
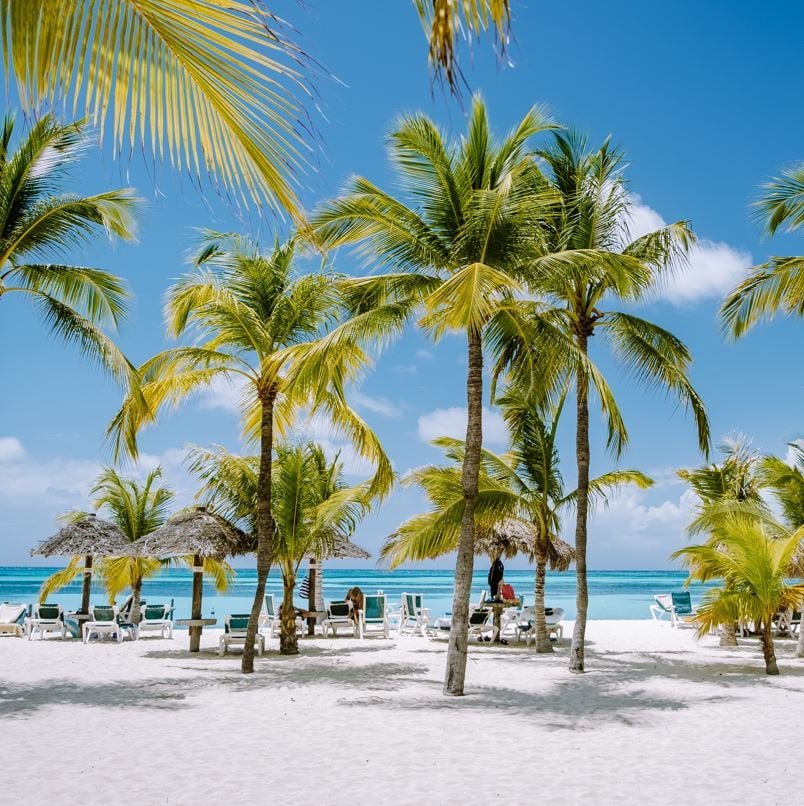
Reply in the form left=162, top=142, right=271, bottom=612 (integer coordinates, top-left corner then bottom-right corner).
left=80, top=555, right=93, bottom=614
left=189, top=554, right=203, bottom=652
left=307, top=557, right=317, bottom=636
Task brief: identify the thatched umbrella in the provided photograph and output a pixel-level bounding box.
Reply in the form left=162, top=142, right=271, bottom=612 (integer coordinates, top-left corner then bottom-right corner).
left=475, top=518, right=576, bottom=571
left=127, top=506, right=249, bottom=651
left=302, top=537, right=370, bottom=634
left=31, top=514, right=129, bottom=614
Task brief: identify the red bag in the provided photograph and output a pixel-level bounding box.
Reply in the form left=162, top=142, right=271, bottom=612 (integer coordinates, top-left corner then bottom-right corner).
left=500, top=583, right=515, bottom=601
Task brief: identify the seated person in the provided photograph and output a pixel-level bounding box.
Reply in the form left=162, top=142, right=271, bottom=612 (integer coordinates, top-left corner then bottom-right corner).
left=344, top=586, right=364, bottom=624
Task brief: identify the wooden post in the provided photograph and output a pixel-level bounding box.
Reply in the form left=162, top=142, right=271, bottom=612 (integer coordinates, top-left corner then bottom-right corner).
left=307, top=557, right=317, bottom=636
left=80, top=555, right=93, bottom=614
left=189, top=554, right=203, bottom=652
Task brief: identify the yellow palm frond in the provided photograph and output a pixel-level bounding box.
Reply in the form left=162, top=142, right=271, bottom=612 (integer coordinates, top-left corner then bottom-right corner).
left=2, top=0, right=310, bottom=215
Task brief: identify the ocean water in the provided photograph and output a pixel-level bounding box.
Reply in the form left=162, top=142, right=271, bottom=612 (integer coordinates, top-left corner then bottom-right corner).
left=0, top=566, right=715, bottom=622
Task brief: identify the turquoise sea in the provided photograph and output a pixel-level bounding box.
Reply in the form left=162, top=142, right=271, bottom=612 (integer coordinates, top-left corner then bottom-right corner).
left=0, top=566, right=714, bottom=622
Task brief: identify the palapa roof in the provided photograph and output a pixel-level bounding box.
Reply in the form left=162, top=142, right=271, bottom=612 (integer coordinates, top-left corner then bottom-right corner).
left=127, top=506, right=250, bottom=559
left=475, top=518, right=576, bottom=571
left=31, top=514, right=129, bottom=558
left=322, top=535, right=370, bottom=561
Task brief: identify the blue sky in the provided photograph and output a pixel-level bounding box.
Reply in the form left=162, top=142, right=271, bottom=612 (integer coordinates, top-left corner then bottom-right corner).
left=1, top=1, right=802, bottom=569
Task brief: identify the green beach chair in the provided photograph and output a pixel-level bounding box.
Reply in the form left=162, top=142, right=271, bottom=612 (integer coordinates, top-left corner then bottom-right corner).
left=219, top=613, right=265, bottom=656
left=83, top=605, right=122, bottom=643
left=359, top=594, right=389, bottom=639
left=26, top=603, right=67, bottom=641
left=138, top=604, right=174, bottom=639
left=399, top=592, right=431, bottom=637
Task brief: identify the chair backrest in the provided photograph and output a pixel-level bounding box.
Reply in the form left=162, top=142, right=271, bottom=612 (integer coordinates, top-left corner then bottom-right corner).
left=518, top=606, right=535, bottom=624
left=264, top=594, right=276, bottom=618
left=225, top=614, right=251, bottom=634
left=0, top=603, right=25, bottom=624
left=328, top=601, right=351, bottom=618
left=671, top=592, right=693, bottom=615
left=546, top=607, right=564, bottom=625
left=35, top=603, right=62, bottom=620
left=364, top=594, right=385, bottom=621
left=91, top=605, right=117, bottom=622
left=469, top=608, right=489, bottom=626
left=143, top=605, right=167, bottom=621
left=403, top=593, right=423, bottom=617
left=474, top=590, right=487, bottom=609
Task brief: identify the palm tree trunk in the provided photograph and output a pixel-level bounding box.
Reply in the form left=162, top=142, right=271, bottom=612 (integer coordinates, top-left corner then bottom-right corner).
left=533, top=549, right=553, bottom=653
left=444, top=329, right=483, bottom=696
left=242, top=387, right=276, bottom=673
left=131, top=578, right=143, bottom=624
left=80, top=555, right=92, bottom=613
left=570, top=333, right=590, bottom=673
left=760, top=618, right=779, bottom=675
left=720, top=621, right=738, bottom=647
left=797, top=616, right=804, bottom=658
left=280, top=570, right=298, bottom=655
left=189, top=555, right=203, bottom=652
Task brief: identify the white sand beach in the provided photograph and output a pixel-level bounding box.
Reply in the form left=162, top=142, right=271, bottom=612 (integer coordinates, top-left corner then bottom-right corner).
left=2, top=621, right=802, bottom=806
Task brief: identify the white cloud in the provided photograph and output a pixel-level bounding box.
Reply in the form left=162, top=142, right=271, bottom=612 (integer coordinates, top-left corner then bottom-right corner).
left=417, top=406, right=508, bottom=446
left=196, top=375, right=251, bottom=414
left=626, top=196, right=752, bottom=306
left=0, top=437, right=25, bottom=462
left=416, top=349, right=433, bottom=360
left=350, top=390, right=401, bottom=418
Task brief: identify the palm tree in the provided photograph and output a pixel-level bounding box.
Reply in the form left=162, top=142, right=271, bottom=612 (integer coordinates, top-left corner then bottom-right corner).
left=672, top=515, right=804, bottom=675
left=676, top=439, right=765, bottom=646
left=721, top=164, right=804, bottom=336
left=523, top=131, right=710, bottom=672
left=0, top=114, right=139, bottom=386
left=108, top=233, right=391, bottom=673
left=4, top=2, right=513, bottom=214
left=41, top=467, right=171, bottom=622
left=382, top=411, right=650, bottom=652
left=311, top=96, right=557, bottom=695
left=189, top=442, right=369, bottom=654
left=758, top=443, right=804, bottom=656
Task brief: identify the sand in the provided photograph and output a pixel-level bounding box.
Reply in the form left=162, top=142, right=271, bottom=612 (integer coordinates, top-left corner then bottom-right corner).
left=1, top=620, right=802, bottom=805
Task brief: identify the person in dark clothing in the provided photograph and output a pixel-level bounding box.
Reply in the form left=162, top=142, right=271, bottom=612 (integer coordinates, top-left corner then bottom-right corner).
left=488, top=557, right=504, bottom=599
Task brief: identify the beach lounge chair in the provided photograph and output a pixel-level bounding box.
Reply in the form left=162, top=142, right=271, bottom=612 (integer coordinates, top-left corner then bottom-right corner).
left=322, top=601, right=358, bottom=637
left=398, top=593, right=431, bottom=637
left=138, top=604, right=174, bottom=639
left=0, top=603, right=27, bottom=637
left=467, top=607, right=498, bottom=642
left=524, top=607, right=565, bottom=645
left=650, top=593, right=696, bottom=627
left=650, top=594, right=673, bottom=621
left=26, top=603, right=67, bottom=640
left=359, top=594, right=389, bottom=639
left=259, top=594, right=280, bottom=638
left=82, top=605, right=122, bottom=643
left=219, top=613, right=265, bottom=656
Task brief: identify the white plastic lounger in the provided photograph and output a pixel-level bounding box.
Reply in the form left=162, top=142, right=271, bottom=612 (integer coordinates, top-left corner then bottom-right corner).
left=138, top=604, right=174, bottom=639
left=82, top=605, right=122, bottom=643
left=26, top=603, right=67, bottom=640
left=523, top=607, right=565, bottom=645
left=259, top=594, right=280, bottom=638
left=322, top=601, right=358, bottom=637
left=467, top=608, right=498, bottom=642
left=0, top=603, right=27, bottom=637
left=651, top=592, right=696, bottom=628
left=219, top=614, right=265, bottom=656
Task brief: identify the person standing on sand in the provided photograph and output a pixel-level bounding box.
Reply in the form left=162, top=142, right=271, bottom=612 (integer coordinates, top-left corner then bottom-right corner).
left=488, top=558, right=504, bottom=599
